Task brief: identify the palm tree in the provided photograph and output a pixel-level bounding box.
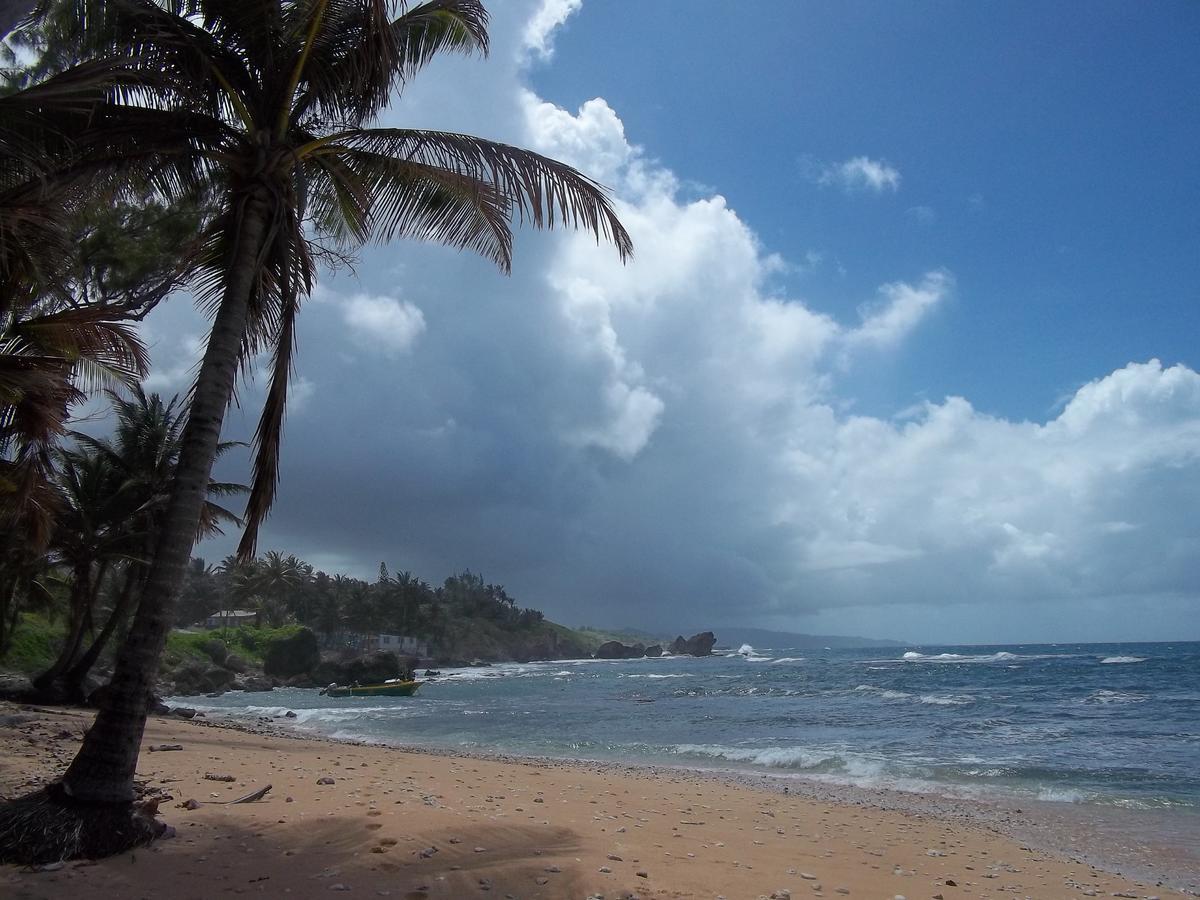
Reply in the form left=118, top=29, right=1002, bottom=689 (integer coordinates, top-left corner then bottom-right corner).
left=29, top=387, right=243, bottom=702
left=0, top=0, right=629, bottom=862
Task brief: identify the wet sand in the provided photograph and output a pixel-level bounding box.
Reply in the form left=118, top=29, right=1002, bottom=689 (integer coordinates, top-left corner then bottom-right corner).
left=0, top=701, right=1192, bottom=899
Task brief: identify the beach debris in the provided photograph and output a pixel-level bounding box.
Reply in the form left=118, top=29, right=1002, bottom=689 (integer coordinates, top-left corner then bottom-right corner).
left=473, top=846, right=487, bottom=853
left=769, top=891, right=791, bottom=900
left=598, top=865, right=612, bottom=873
left=926, top=849, right=945, bottom=857
left=418, top=846, right=437, bottom=859
left=229, top=785, right=272, bottom=803
left=607, top=854, right=623, bottom=861
left=179, top=785, right=271, bottom=808
left=317, top=776, right=336, bottom=785
left=535, top=877, right=549, bottom=885
left=943, top=879, right=957, bottom=886
left=800, top=873, right=817, bottom=881
left=205, top=773, right=236, bottom=782
left=636, top=870, right=648, bottom=878
left=148, top=743, right=183, bottom=752
left=544, top=865, right=562, bottom=873
left=329, top=884, right=350, bottom=891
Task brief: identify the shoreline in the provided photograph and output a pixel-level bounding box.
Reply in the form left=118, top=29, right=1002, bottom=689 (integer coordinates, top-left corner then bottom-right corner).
left=3, top=700, right=1194, bottom=898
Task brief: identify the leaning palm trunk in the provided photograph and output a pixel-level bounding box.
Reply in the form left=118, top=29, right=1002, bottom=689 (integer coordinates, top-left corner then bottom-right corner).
left=62, top=565, right=141, bottom=703
left=58, top=191, right=270, bottom=806
left=31, top=559, right=94, bottom=697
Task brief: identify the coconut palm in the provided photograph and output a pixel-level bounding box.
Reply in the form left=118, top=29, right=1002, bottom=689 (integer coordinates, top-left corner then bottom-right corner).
left=29, top=387, right=243, bottom=702
left=0, top=0, right=629, bottom=862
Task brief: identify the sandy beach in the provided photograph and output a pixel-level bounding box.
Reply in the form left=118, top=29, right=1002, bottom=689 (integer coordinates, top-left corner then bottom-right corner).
left=0, top=701, right=1189, bottom=900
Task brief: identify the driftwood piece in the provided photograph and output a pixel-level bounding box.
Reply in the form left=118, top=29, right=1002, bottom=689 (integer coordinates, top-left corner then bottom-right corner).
left=228, top=785, right=271, bottom=804
left=177, top=784, right=271, bottom=808
left=147, top=744, right=183, bottom=752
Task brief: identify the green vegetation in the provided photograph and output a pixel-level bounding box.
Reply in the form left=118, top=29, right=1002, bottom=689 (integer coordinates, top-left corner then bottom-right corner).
left=161, top=624, right=304, bottom=671
left=2, top=614, right=63, bottom=675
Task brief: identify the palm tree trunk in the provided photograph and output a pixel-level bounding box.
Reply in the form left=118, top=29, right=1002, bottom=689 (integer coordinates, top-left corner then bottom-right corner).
left=32, top=560, right=94, bottom=695
left=63, top=566, right=143, bottom=704
left=60, top=191, right=271, bottom=806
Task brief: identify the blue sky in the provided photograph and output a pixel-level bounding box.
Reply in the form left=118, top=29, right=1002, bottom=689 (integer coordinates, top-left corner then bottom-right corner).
left=141, top=0, right=1200, bottom=644
left=535, top=1, right=1200, bottom=421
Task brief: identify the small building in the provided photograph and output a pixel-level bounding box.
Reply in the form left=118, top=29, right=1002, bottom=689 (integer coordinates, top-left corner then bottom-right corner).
left=372, top=634, right=428, bottom=656
left=205, top=609, right=259, bottom=629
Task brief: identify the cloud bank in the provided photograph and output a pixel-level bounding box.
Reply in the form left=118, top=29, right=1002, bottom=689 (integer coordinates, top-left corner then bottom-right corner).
left=139, top=0, right=1198, bottom=643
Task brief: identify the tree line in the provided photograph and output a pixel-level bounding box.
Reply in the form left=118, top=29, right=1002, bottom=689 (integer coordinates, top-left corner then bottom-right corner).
left=182, top=553, right=546, bottom=644
left=0, top=0, right=628, bottom=864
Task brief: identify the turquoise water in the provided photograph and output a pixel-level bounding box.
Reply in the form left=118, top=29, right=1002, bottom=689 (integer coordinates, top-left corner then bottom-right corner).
left=178, top=641, right=1200, bottom=812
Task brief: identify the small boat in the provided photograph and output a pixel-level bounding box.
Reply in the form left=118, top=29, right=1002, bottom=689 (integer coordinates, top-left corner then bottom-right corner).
left=321, top=679, right=423, bottom=698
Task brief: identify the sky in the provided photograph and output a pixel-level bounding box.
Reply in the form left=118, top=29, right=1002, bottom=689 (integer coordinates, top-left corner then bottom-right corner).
left=133, top=0, right=1200, bottom=644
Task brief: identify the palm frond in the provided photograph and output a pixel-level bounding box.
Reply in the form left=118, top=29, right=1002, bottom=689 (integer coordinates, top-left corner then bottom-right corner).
left=330, top=128, right=633, bottom=267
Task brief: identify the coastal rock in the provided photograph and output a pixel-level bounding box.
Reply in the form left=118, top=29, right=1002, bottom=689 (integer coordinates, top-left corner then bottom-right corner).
left=201, top=639, right=228, bottom=665
left=168, top=658, right=237, bottom=695
left=312, top=651, right=406, bottom=686
left=263, top=628, right=320, bottom=678
left=224, top=653, right=249, bottom=673
left=644, top=644, right=663, bottom=657
left=669, top=632, right=717, bottom=656
left=595, top=641, right=647, bottom=660
left=235, top=673, right=274, bottom=692
left=0, top=672, right=35, bottom=701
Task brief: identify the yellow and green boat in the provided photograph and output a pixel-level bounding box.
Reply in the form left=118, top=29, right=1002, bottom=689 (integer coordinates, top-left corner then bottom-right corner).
left=321, top=679, right=423, bottom=698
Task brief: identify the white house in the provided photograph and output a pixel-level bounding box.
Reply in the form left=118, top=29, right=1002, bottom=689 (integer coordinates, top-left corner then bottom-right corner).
left=374, top=634, right=428, bottom=656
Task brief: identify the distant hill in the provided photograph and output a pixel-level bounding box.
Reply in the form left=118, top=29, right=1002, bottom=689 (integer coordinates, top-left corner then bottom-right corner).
left=709, top=626, right=903, bottom=650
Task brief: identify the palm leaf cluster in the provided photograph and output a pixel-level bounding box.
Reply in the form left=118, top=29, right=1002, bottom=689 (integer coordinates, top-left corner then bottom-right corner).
left=5, top=387, right=244, bottom=699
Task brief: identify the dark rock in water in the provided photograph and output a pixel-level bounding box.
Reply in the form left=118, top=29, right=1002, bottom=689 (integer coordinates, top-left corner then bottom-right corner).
left=670, top=632, right=716, bottom=657
left=595, top=641, right=647, bottom=660
left=171, top=707, right=197, bottom=719
left=168, top=658, right=237, bottom=695
left=284, top=673, right=317, bottom=688
left=235, top=673, right=274, bottom=692
left=263, top=627, right=320, bottom=678
left=284, top=710, right=297, bottom=718
left=311, top=651, right=405, bottom=686
left=149, top=698, right=171, bottom=715
left=644, top=644, right=663, bottom=658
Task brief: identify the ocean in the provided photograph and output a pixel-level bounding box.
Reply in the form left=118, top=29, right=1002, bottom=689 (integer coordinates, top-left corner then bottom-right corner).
left=178, top=641, right=1200, bottom=815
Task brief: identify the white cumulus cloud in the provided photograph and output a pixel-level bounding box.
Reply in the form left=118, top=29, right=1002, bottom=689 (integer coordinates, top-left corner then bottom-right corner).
left=818, top=155, right=902, bottom=193
left=341, top=292, right=426, bottom=355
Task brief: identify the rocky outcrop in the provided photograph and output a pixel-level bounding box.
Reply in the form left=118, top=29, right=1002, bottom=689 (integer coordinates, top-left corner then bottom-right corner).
left=312, top=651, right=409, bottom=686
left=669, top=632, right=716, bottom=657
left=234, top=673, right=274, bottom=692
left=201, top=639, right=228, bottom=665
left=644, top=644, right=663, bottom=658
left=262, top=627, right=320, bottom=678
left=168, top=658, right=238, bottom=695
left=594, top=641, right=647, bottom=660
